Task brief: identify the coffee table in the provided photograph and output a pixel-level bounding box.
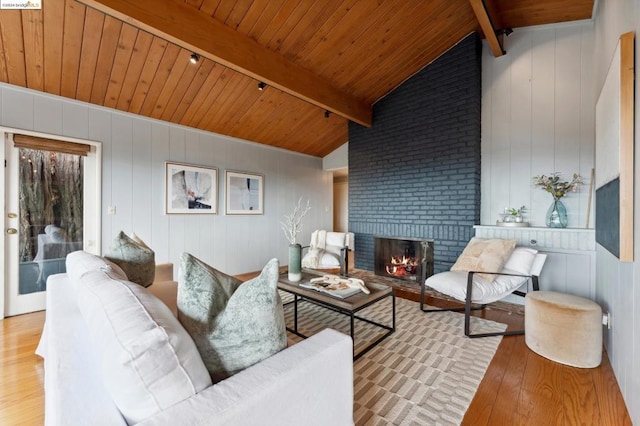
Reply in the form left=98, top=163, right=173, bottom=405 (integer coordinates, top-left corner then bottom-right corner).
left=278, top=271, right=395, bottom=360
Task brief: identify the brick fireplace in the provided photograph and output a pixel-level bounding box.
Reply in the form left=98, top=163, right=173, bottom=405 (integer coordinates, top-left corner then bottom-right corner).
left=348, top=33, right=481, bottom=276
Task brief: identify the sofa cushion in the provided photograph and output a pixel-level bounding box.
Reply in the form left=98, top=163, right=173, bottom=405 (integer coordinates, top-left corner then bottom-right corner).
left=451, top=237, right=516, bottom=281
left=76, top=269, right=211, bottom=425
left=66, top=250, right=127, bottom=283
left=177, top=254, right=287, bottom=382
left=104, top=231, right=155, bottom=287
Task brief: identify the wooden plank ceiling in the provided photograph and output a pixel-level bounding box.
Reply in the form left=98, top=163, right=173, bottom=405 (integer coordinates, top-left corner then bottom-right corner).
left=0, top=0, right=593, bottom=157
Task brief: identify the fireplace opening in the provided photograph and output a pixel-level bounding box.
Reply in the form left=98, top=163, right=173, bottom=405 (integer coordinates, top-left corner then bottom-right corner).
left=374, top=237, right=434, bottom=283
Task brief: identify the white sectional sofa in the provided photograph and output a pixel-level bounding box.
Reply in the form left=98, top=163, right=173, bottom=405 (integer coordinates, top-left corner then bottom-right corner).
left=37, top=252, right=354, bottom=425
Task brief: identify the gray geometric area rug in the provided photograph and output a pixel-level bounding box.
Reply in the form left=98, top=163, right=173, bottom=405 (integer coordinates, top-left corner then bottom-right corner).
left=282, top=294, right=506, bottom=426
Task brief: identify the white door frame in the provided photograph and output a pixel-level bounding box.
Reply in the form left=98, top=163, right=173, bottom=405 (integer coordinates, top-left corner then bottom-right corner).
left=1, top=127, right=102, bottom=319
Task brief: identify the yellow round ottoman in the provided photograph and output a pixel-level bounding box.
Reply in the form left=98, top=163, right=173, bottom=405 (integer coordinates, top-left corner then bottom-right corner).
left=525, top=291, right=602, bottom=368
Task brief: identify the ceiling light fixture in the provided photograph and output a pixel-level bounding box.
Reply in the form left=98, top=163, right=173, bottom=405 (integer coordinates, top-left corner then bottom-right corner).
left=324, top=110, right=330, bottom=118
left=258, top=82, right=267, bottom=91
left=496, top=27, right=514, bottom=37
left=190, top=53, right=200, bottom=64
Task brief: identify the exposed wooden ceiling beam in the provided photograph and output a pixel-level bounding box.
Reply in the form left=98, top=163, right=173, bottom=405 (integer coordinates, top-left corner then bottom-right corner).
left=76, top=0, right=373, bottom=127
left=469, top=0, right=505, bottom=57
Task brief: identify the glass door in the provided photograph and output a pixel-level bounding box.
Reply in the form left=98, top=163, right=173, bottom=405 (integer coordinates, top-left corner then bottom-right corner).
left=4, top=135, right=88, bottom=316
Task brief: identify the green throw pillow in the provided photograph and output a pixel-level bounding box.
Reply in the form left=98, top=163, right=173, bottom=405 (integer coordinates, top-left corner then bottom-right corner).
left=104, top=231, right=155, bottom=287
left=177, top=253, right=287, bottom=382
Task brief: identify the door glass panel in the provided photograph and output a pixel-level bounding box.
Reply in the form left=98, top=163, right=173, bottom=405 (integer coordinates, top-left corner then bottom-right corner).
left=18, top=148, right=83, bottom=295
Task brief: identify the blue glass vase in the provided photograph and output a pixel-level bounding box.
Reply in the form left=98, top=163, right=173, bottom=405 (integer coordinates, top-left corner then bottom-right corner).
left=546, top=198, right=568, bottom=228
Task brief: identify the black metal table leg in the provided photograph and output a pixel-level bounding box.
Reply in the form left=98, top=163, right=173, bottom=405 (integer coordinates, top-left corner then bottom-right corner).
left=392, top=291, right=396, bottom=331
left=294, top=294, right=298, bottom=334
left=350, top=312, right=355, bottom=358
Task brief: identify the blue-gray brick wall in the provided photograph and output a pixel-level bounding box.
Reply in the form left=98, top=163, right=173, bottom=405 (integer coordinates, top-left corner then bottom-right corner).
left=348, top=33, right=482, bottom=274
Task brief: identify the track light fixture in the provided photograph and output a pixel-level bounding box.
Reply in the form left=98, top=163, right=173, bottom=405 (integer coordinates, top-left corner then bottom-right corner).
left=324, top=110, right=330, bottom=118
left=190, top=53, right=200, bottom=64
left=258, top=81, right=267, bottom=91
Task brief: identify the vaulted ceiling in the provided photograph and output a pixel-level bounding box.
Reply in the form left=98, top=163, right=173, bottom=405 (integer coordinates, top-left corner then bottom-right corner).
left=0, top=0, right=593, bottom=157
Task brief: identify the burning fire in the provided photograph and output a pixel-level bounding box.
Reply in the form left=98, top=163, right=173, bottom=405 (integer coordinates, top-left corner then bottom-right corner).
left=385, top=255, right=419, bottom=276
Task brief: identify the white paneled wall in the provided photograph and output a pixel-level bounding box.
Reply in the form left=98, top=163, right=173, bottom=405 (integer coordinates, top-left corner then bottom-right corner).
left=474, top=226, right=596, bottom=303
left=592, top=0, right=640, bottom=422
left=481, top=22, right=595, bottom=229
left=482, top=12, right=640, bottom=422
left=0, top=83, right=332, bottom=278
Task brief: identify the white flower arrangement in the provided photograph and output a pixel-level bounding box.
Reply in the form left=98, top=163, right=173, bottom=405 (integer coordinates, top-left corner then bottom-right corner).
left=281, top=197, right=311, bottom=245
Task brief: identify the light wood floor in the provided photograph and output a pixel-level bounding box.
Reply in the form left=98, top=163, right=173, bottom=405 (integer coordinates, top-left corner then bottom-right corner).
left=0, top=310, right=45, bottom=425
left=409, top=290, right=632, bottom=425
left=0, top=290, right=631, bottom=425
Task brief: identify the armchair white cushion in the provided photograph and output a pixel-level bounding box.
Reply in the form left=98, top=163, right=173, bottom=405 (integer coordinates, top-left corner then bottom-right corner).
left=423, top=245, right=547, bottom=338
left=427, top=247, right=546, bottom=305
left=301, top=230, right=354, bottom=270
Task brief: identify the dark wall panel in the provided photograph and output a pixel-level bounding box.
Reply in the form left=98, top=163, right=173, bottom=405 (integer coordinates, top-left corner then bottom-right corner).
left=348, top=33, right=482, bottom=274
left=596, top=178, right=620, bottom=258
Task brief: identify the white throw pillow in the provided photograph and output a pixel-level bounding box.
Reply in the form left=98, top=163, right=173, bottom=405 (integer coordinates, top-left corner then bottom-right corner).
left=320, top=252, right=341, bottom=267
left=502, top=247, right=538, bottom=275
left=530, top=253, right=547, bottom=276
left=77, top=269, right=211, bottom=424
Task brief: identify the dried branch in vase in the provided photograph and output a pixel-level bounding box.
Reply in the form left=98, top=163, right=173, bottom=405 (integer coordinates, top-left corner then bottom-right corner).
left=281, top=197, right=311, bottom=245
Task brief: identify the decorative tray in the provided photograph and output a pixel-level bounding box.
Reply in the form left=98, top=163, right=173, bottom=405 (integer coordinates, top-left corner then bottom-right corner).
left=496, top=221, right=530, bottom=227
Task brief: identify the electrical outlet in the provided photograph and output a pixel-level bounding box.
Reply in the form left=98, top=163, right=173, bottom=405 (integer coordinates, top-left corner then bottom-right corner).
left=108, top=205, right=116, bottom=215
left=602, top=312, right=611, bottom=329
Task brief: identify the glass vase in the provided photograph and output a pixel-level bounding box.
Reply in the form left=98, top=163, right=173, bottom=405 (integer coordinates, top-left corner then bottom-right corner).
left=546, top=198, right=568, bottom=228
left=288, top=243, right=302, bottom=282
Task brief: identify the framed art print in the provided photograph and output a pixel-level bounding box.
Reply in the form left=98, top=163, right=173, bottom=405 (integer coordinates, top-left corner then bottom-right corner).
left=225, top=170, right=264, bottom=215
left=165, top=162, right=217, bottom=214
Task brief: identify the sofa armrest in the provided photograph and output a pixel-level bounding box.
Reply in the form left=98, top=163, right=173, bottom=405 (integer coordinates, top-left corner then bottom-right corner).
left=139, top=329, right=354, bottom=426
left=147, top=263, right=177, bottom=316
left=154, top=262, right=174, bottom=283
left=147, top=280, right=178, bottom=317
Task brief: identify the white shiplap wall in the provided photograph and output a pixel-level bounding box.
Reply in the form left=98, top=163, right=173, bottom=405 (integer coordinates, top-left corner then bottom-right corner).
left=0, top=83, right=333, bottom=279
left=480, top=22, right=598, bottom=308
left=481, top=22, right=595, bottom=229
left=483, top=11, right=640, bottom=422
left=592, top=0, right=640, bottom=422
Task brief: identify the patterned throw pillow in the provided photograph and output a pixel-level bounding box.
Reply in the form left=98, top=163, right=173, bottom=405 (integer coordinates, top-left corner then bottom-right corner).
left=104, top=231, right=155, bottom=287
left=177, top=253, right=287, bottom=382
left=451, top=237, right=517, bottom=281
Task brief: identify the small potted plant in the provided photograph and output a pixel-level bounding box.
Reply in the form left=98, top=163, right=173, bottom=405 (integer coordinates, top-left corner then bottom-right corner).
left=507, top=205, right=526, bottom=223
left=498, top=206, right=527, bottom=226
